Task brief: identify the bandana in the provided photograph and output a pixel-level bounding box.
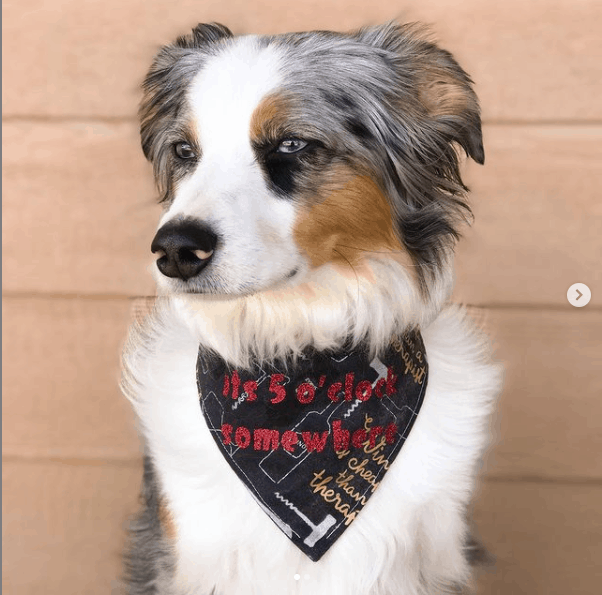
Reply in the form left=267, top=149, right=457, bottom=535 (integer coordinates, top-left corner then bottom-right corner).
left=197, top=331, right=428, bottom=561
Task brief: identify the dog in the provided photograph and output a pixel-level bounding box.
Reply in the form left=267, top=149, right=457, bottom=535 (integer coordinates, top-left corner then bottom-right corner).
left=122, top=21, right=502, bottom=595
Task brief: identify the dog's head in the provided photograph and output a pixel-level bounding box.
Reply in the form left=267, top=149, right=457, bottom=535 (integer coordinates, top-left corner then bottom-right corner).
left=140, top=22, right=482, bottom=339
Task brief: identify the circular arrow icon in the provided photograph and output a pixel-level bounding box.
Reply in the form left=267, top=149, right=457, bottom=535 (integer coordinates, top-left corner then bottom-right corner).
left=567, top=283, right=592, bottom=307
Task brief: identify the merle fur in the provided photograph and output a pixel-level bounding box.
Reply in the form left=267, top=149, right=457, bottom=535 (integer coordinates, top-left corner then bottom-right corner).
left=123, top=455, right=175, bottom=594
left=139, top=22, right=483, bottom=291
left=261, top=23, right=483, bottom=291
left=139, top=23, right=234, bottom=203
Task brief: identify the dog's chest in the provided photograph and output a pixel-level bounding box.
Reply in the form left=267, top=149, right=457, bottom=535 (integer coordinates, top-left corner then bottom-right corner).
left=127, top=306, right=499, bottom=595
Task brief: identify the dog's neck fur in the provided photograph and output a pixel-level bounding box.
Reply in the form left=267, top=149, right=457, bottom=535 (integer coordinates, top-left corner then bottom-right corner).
left=122, top=297, right=500, bottom=595
left=169, top=257, right=453, bottom=368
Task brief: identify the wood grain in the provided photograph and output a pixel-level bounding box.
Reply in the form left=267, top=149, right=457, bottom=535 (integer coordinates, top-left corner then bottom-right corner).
left=482, top=308, right=602, bottom=480
left=3, top=0, right=601, bottom=120
left=474, top=481, right=602, bottom=595
left=2, top=460, right=141, bottom=595
left=2, top=297, right=141, bottom=460
left=455, top=125, right=602, bottom=306
left=2, top=121, right=157, bottom=296
left=3, top=122, right=601, bottom=303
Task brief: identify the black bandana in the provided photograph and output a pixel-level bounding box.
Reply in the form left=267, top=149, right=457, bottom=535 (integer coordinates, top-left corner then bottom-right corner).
left=197, top=331, right=428, bottom=561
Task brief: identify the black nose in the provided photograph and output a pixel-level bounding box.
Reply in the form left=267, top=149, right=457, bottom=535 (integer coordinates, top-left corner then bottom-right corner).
left=151, top=220, right=217, bottom=281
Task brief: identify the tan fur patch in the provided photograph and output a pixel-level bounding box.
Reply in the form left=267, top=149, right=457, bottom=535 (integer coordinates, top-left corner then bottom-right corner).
left=250, top=93, right=289, bottom=142
left=418, top=70, right=477, bottom=119
left=293, top=169, right=406, bottom=271
left=157, top=498, right=177, bottom=540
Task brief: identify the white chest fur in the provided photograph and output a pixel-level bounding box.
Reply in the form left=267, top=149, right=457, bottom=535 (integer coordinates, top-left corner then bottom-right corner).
left=124, top=301, right=500, bottom=595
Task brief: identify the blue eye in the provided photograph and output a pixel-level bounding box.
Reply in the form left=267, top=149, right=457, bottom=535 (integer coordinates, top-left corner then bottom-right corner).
left=174, top=141, right=196, bottom=159
left=276, top=138, right=308, bottom=154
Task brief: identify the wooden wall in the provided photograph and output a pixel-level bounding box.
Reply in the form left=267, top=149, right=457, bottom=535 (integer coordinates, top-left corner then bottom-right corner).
left=3, top=1, right=601, bottom=593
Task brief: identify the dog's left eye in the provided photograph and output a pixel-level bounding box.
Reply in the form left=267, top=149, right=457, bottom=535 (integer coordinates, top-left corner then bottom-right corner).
left=276, top=138, right=308, bottom=154
left=174, top=142, right=196, bottom=160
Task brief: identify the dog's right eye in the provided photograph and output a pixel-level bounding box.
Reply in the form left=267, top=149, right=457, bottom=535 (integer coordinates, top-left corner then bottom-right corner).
left=174, top=142, right=196, bottom=160
left=276, top=138, right=309, bottom=154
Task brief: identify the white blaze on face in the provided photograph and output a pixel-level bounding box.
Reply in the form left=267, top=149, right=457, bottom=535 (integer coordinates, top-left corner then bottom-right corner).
left=158, top=37, right=305, bottom=294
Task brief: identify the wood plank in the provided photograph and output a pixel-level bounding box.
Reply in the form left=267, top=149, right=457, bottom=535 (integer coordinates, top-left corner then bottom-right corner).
left=2, top=297, right=141, bottom=460
left=2, top=121, right=157, bottom=296
left=455, top=125, right=602, bottom=306
left=474, top=481, right=602, bottom=595
left=481, top=308, right=602, bottom=480
left=3, top=298, right=601, bottom=482
left=2, top=460, right=141, bottom=595
left=3, top=122, right=601, bottom=304
left=2, top=0, right=601, bottom=120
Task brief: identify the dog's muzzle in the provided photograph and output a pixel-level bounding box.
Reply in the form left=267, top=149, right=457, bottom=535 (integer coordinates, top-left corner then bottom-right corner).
left=151, top=219, right=217, bottom=281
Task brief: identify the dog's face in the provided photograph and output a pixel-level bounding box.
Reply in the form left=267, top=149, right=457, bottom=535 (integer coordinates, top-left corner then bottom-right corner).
left=141, top=23, right=483, bottom=300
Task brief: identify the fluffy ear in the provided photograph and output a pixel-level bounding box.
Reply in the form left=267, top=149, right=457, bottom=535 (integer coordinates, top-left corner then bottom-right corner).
left=414, top=45, right=484, bottom=165
left=352, top=23, right=484, bottom=291
left=139, top=23, right=233, bottom=200
left=174, top=22, right=234, bottom=49
left=359, top=22, right=484, bottom=165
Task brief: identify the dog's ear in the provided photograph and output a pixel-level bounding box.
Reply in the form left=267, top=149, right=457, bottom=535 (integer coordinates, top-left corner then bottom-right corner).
left=351, top=23, right=483, bottom=289
left=139, top=23, right=233, bottom=199
left=358, top=22, right=484, bottom=165
left=174, top=23, right=234, bottom=49
left=415, top=44, right=484, bottom=165
left=141, top=22, right=233, bottom=116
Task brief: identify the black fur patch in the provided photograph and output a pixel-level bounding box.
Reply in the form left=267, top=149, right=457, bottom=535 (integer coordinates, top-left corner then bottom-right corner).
left=344, top=116, right=374, bottom=141
left=320, top=90, right=358, bottom=111
left=262, top=152, right=302, bottom=195
left=253, top=140, right=332, bottom=198
left=465, top=532, right=493, bottom=568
